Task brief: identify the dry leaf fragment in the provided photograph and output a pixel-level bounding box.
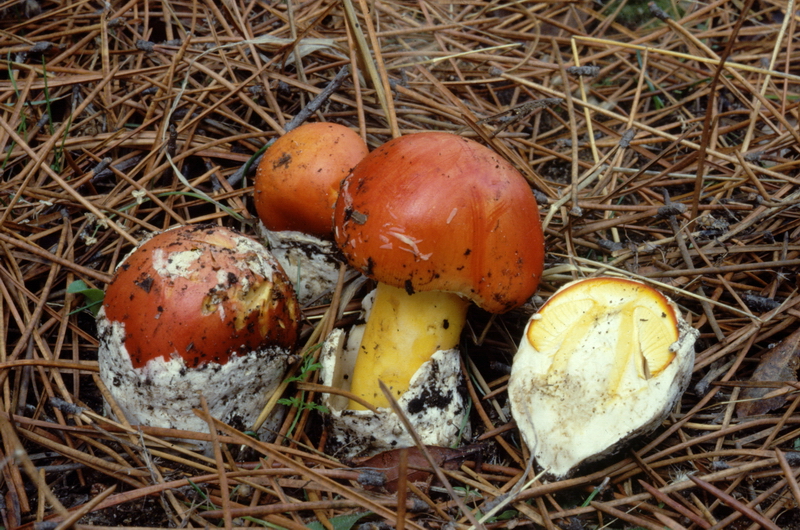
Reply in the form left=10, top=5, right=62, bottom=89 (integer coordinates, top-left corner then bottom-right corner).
left=350, top=445, right=480, bottom=493
left=251, top=35, right=347, bottom=65
left=736, top=327, right=800, bottom=418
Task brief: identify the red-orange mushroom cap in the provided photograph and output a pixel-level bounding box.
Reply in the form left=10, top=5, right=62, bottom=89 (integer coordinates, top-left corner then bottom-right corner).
left=333, top=131, right=544, bottom=314
left=252, top=123, right=368, bottom=305
left=255, top=122, right=369, bottom=239
left=101, top=224, right=299, bottom=369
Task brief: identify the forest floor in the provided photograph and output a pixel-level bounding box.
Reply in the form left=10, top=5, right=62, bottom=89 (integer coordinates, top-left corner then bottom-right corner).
left=1, top=1, right=800, bottom=529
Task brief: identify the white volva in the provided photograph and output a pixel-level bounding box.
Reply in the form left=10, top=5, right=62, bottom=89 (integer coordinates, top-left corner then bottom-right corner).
left=508, top=277, right=698, bottom=478
left=98, top=312, right=289, bottom=439
left=317, top=290, right=468, bottom=458
left=258, top=222, right=344, bottom=306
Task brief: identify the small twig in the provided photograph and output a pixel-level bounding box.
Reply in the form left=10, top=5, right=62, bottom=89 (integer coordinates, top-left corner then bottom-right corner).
left=566, top=65, right=600, bottom=77
left=554, top=47, right=581, bottom=219
left=776, top=449, right=800, bottom=515
left=476, top=97, right=562, bottom=138
left=227, top=65, right=350, bottom=187
left=379, top=381, right=487, bottom=530
left=687, top=475, right=781, bottom=530
left=294, top=382, right=379, bottom=414
left=200, top=396, right=232, bottom=530
left=638, top=480, right=712, bottom=529
left=590, top=501, right=665, bottom=530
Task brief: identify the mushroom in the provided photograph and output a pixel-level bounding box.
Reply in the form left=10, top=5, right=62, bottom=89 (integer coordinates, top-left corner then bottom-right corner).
left=97, top=224, right=299, bottom=443
left=508, top=277, right=698, bottom=478
left=254, top=122, right=368, bottom=304
left=331, top=131, right=544, bottom=413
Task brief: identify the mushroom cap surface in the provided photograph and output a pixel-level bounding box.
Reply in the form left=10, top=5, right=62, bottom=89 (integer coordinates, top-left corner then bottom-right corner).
left=101, top=224, right=299, bottom=369
left=255, top=122, right=368, bottom=238
left=333, top=132, right=544, bottom=314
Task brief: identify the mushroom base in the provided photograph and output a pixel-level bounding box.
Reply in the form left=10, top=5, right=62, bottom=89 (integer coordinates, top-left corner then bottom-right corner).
left=98, top=310, right=289, bottom=448
left=319, top=328, right=468, bottom=460
left=259, top=225, right=343, bottom=306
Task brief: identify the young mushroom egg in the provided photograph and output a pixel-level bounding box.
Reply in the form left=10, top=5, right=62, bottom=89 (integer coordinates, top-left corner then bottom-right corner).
left=97, top=224, right=299, bottom=443
left=254, top=122, right=369, bottom=304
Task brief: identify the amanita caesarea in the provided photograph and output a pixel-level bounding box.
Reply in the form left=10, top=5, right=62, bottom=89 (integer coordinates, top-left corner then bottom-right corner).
left=254, top=122, right=368, bottom=305
left=333, top=132, right=545, bottom=412
left=508, top=277, right=698, bottom=478
left=321, top=132, right=545, bottom=457
left=97, top=224, right=299, bottom=444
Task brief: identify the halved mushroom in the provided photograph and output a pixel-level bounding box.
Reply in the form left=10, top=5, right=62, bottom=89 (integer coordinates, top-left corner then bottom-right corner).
left=508, top=277, right=698, bottom=478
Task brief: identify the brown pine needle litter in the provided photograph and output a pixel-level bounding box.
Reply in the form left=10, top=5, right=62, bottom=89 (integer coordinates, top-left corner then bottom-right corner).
left=1, top=0, right=800, bottom=529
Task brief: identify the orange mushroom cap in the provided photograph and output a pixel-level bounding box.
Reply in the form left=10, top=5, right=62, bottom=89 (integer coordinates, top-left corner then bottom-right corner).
left=255, top=122, right=369, bottom=238
left=333, top=132, right=545, bottom=314
left=101, top=224, right=299, bottom=369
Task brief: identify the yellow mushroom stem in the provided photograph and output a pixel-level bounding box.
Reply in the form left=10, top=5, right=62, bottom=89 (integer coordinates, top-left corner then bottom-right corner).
left=347, top=282, right=469, bottom=410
